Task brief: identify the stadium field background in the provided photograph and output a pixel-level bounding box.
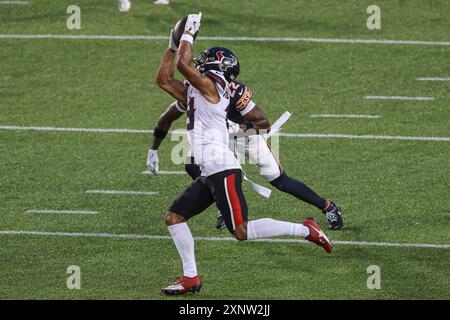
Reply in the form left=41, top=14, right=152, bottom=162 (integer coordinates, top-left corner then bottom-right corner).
left=0, top=0, right=449, bottom=299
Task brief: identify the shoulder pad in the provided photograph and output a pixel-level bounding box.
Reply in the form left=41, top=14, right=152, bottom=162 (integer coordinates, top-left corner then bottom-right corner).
left=229, top=81, right=252, bottom=111
left=204, top=70, right=228, bottom=90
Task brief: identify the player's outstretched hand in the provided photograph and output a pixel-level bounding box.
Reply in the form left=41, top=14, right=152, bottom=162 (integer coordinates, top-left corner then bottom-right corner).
left=147, top=149, right=160, bottom=175
left=184, top=12, right=202, bottom=36
left=168, top=29, right=178, bottom=52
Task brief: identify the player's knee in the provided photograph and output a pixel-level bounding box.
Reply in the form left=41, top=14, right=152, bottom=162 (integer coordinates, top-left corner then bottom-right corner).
left=233, top=223, right=247, bottom=241
left=270, top=173, right=288, bottom=191
left=165, top=211, right=185, bottom=226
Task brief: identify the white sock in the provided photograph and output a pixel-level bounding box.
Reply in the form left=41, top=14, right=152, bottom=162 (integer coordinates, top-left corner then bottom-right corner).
left=167, top=222, right=197, bottom=278
left=247, top=218, right=310, bottom=240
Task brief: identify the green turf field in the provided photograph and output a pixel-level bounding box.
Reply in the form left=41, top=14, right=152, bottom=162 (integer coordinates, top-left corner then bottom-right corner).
left=1, top=0, right=449, bottom=300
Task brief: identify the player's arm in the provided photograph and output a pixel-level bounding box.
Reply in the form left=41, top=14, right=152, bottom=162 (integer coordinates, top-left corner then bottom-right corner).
left=147, top=102, right=185, bottom=174
left=177, top=42, right=219, bottom=103
left=176, top=14, right=220, bottom=103
left=155, top=48, right=187, bottom=106
left=230, top=83, right=270, bottom=133
left=242, top=103, right=271, bottom=133
left=151, top=102, right=185, bottom=150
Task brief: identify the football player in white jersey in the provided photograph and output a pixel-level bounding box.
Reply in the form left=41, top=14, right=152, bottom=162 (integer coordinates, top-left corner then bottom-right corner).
left=155, top=13, right=332, bottom=295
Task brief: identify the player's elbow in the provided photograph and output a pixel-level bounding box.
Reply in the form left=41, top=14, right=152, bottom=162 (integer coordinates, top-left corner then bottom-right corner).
left=257, top=118, right=270, bottom=130
left=155, top=74, right=168, bottom=88
left=259, top=119, right=271, bottom=130
left=253, top=119, right=270, bottom=133
left=156, top=77, right=173, bottom=93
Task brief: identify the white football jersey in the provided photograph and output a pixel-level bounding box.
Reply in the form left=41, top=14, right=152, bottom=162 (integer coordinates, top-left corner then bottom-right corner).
left=185, top=70, right=241, bottom=177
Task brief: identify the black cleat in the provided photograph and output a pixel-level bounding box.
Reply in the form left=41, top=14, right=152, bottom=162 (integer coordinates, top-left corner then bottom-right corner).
left=324, top=202, right=344, bottom=230
left=216, top=211, right=226, bottom=230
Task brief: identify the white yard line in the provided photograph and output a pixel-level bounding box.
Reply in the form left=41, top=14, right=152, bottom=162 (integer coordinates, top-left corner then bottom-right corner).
left=1, top=125, right=449, bottom=142
left=26, top=210, right=98, bottom=215
left=277, top=133, right=450, bottom=141
left=86, top=189, right=158, bottom=196
left=0, top=230, right=448, bottom=249
left=0, top=125, right=151, bottom=133
left=142, top=170, right=187, bottom=175
left=364, top=96, right=434, bottom=101
left=416, top=77, right=450, bottom=81
left=0, top=1, right=28, bottom=4
left=0, top=34, right=449, bottom=46
left=310, top=114, right=381, bottom=119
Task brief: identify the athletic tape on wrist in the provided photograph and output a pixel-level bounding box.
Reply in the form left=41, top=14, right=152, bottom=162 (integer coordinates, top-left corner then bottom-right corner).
left=180, top=34, right=194, bottom=44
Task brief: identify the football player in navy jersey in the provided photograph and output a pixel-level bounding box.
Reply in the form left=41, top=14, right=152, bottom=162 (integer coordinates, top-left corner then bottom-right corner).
left=148, top=61, right=343, bottom=231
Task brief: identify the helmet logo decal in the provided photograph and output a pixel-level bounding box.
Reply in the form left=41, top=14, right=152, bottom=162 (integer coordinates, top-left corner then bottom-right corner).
left=216, top=51, right=224, bottom=61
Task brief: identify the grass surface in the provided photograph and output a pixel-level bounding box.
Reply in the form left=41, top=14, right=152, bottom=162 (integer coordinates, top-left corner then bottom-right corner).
left=0, top=0, right=449, bottom=299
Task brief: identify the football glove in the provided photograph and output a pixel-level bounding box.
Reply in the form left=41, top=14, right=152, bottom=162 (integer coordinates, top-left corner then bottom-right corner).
left=184, top=12, right=202, bottom=36
left=168, top=29, right=178, bottom=52
left=147, top=149, right=159, bottom=175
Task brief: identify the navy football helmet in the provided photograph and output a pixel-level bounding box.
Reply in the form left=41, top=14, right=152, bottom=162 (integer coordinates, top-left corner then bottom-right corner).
left=194, top=47, right=240, bottom=82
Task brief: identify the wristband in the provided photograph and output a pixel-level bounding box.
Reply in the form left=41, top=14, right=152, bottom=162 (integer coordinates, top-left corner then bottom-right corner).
left=153, top=127, right=168, bottom=139
left=180, top=33, right=194, bottom=44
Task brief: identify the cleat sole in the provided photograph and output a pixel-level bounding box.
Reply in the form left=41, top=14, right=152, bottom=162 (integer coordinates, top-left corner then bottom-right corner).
left=162, top=283, right=202, bottom=295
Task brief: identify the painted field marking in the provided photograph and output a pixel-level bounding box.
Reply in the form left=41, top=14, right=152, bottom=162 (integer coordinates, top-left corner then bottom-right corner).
left=277, top=133, right=450, bottom=141
left=1, top=125, right=449, bottom=142
left=86, top=189, right=159, bottom=196
left=0, top=34, right=450, bottom=46
left=0, top=125, right=150, bottom=133
left=0, top=230, right=449, bottom=249
left=416, top=77, right=450, bottom=81
left=0, top=1, right=28, bottom=4
left=142, top=170, right=187, bottom=175
left=26, top=210, right=98, bottom=215
left=364, top=96, right=434, bottom=101
left=310, top=114, right=381, bottom=119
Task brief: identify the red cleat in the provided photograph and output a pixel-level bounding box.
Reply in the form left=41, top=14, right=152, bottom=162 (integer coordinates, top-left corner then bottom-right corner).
left=162, top=276, right=202, bottom=295
left=304, top=218, right=333, bottom=254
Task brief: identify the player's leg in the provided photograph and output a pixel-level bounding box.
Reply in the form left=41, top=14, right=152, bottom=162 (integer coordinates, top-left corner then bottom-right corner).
left=247, top=134, right=343, bottom=230
left=209, top=169, right=332, bottom=253
left=184, top=156, right=202, bottom=180
left=245, top=217, right=333, bottom=253
left=162, top=178, right=214, bottom=295
left=270, top=172, right=344, bottom=230
left=185, top=157, right=227, bottom=230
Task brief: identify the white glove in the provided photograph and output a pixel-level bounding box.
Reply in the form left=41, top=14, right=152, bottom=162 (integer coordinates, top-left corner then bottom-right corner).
left=147, top=149, right=159, bottom=175
left=168, top=29, right=178, bottom=52
left=184, top=12, right=202, bottom=35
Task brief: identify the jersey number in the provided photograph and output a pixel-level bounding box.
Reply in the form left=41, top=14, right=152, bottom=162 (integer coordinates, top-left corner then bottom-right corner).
left=187, top=97, right=196, bottom=131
